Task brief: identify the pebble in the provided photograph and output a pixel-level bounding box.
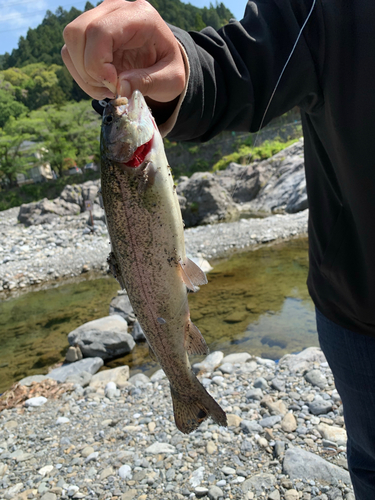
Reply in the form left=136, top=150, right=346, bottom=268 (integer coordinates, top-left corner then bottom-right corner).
left=0, top=347, right=353, bottom=500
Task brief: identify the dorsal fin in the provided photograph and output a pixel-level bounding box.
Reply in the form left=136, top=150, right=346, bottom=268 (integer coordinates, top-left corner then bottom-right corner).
left=184, top=320, right=209, bottom=355
left=179, top=257, right=208, bottom=292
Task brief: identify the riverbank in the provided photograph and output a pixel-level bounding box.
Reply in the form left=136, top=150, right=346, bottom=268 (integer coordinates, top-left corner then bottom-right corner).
left=0, top=206, right=308, bottom=298
left=0, top=348, right=354, bottom=500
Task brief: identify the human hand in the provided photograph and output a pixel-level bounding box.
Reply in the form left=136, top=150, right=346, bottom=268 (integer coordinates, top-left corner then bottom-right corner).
left=61, top=0, right=186, bottom=103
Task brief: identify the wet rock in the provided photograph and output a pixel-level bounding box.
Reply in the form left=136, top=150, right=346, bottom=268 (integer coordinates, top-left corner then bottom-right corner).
left=67, top=315, right=135, bottom=359
left=131, top=320, right=146, bottom=342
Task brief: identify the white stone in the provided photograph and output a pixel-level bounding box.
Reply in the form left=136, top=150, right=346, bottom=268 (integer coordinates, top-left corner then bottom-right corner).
left=56, top=417, right=70, bottom=425
left=25, top=396, right=47, bottom=407
left=118, top=464, right=132, bottom=480
left=38, top=465, right=54, bottom=476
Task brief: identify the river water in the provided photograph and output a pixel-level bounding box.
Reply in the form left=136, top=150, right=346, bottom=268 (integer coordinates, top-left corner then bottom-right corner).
left=0, top=237, right=317, bottom=393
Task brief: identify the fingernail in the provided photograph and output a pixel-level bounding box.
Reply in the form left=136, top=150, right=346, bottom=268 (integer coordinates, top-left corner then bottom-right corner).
left=118, top=79, right=132, bottom=97
left=101, top=79, right=116, bottom=95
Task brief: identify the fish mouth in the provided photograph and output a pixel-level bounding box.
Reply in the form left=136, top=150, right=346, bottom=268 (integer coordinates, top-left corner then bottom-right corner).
left=122, top=136, right=153, bottom=168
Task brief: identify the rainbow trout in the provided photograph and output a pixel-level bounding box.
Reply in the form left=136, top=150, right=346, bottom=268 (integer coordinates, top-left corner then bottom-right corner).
left=100, top=90, right=227, bottom=433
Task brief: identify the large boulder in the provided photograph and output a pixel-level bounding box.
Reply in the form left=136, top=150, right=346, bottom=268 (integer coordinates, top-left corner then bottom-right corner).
left=246, top=140, right=307, bottom=214
left=176, top=172, right=238, bottom=227
left=18, top=198, right=81, bottom=226
left=68, top=315, right=135, bottom=359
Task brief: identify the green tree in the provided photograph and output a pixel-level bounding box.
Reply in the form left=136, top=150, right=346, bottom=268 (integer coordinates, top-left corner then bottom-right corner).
left=0, top=90, right=27, bottom=128
left=0, top=131, right=34, bottom=187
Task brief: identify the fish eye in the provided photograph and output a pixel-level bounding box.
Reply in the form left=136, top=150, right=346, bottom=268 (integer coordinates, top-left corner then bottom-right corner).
left=103, top=115, right=113, bottom=125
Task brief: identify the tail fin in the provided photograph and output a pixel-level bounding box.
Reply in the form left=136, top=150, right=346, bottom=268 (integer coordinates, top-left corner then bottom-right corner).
left=171, top=377, right=227, bottom=434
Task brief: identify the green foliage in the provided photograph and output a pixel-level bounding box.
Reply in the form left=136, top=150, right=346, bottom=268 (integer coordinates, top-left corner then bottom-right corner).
left=0, top=90, right=28, bottom=128
left=212, top=138, right=299, bottom=171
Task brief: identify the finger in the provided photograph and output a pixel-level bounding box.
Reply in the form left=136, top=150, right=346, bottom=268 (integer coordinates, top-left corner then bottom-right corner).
left=117, top=57, right=186, bottom=102
left=63, top=0, right=125, bottom=92
left=61, top=45, right=115, bottom=99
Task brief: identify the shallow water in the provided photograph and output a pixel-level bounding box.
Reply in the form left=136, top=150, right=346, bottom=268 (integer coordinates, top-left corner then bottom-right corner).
left=0, top=237, right=317, bottom=393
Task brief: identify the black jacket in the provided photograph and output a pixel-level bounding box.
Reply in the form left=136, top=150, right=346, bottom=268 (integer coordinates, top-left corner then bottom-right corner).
left=168, top=0, right=375, bottom=336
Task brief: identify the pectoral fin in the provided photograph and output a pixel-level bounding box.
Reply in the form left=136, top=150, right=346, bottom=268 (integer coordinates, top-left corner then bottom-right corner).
left=184, top=320, right=209, bottom=355
left=179, top=257, right=208, bottom=292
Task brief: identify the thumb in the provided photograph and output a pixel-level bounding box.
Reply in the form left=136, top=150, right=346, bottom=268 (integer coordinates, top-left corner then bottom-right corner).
left=117, top=61, right=186, bottom=103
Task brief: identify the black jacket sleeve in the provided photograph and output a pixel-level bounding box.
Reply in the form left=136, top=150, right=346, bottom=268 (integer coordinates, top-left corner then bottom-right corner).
left=168, top=0, right=324, bottom=142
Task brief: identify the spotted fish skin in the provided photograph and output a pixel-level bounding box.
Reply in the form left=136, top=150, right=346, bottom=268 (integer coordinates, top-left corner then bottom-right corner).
left=100, top=91, right=227, bottom=433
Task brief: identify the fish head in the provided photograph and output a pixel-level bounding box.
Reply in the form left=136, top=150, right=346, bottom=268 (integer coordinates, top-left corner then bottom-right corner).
left=101, top=90, right=154, bottom=168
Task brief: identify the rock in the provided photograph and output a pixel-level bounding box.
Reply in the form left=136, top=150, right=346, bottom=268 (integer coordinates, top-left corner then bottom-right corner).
left=193, top=351, right=224, bottom=372
left=25, top=396, right=47, bottom=407
left=65, top=345, right=83, bottom=363
left=18, top=374, right=49, bottom=386
left=189, top=466, right=205, bottom=487
left=246, top=388, right=263, bottom=400
left=56, top=417, right=70, bottom=425
left=216, top=161, right=268, bottom=203
left=253, top=377, right=269, bottom=390
left=271, top=378, right=285, bottom=392
left=281, top=413, right=297, bottom=432
left=176, top=172, right=238, bottom=227
left=259, top=415, right=282, bottom=427
left=284, top=490, right=299, bottom=500
left=221, top=352, right=252, bottom=364
left=119, top=464, right=132, bottom=480
left=67, top=315, right=135, bottom=359
left=128, top=373, right=150, bottom=387
left=208, top=485, right=224, bottom=500
left=40, top=493, right=57, bottom=500
left=90, top=365, right=130, bottom=389
left=283, top=447, right=351, bottom=484
left=269, top=490, right=281, bottom=500
left=242, top=473, right=276, bottom=494
left=150, top=369, right=166, bottom=382
left=241, top=420, right=263, bottom=434
left=317, top=423, right=347, bottom=447
left=222, top=466, right=236, bottom=475
left=131, top=320, right=146, bottom=342
left=59, top=184, right=83, bottom=208
left=246, top=142, right=307, bottom=214
left=18, top=198, right=81, bottom=226
left=10, top=450, right=32, bottom=462
left=4, top=483, right=23, bottom=499
left=227, top=414, right=243, bottom=427
left=48, top=357, right=103, bottom=383
left=145, top=442, right=176, bottom=454
left=309, top=400, right=333, bottom=415
left=38, top=465, right=54, bottom=476
left=65, top=370, right=92, bottom=387
left=218, top=362, right=234, bottom=374
left=279, top=347, right=326, bottom=373
left=304, top=369, right=328, bottom=389
left=195, top=486, right=209, bottom=497
left=206, top=441, right=217, bottom=455
left=109, top=293, right=136, bottom=324
left=0, top=463, right=8, bottom=477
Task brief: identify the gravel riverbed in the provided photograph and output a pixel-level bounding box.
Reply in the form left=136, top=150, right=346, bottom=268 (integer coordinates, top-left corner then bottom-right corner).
left=0, top=348, right=354, bottom=500
left=0, top=207, right=308, bottom=297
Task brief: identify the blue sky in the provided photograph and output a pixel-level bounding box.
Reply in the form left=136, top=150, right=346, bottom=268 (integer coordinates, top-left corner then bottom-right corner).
left=0, top=0, right=247, bottom=56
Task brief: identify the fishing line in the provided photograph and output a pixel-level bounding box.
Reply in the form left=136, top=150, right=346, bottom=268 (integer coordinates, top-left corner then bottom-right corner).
left=170, top=0, right=317, bottom=335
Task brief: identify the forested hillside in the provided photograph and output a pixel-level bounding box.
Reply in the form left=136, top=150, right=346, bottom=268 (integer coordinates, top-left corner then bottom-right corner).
left=0, top=0, right=233, bottom=194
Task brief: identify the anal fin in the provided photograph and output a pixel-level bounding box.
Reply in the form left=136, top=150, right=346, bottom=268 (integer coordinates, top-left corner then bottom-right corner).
left=179, top=257, right=208, bottom=292
left=184, top=320, right=209, bottom=355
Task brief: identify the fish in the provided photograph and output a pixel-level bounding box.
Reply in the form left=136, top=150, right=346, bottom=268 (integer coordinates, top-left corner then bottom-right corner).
left=99, top=90, right=227, bottom=433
